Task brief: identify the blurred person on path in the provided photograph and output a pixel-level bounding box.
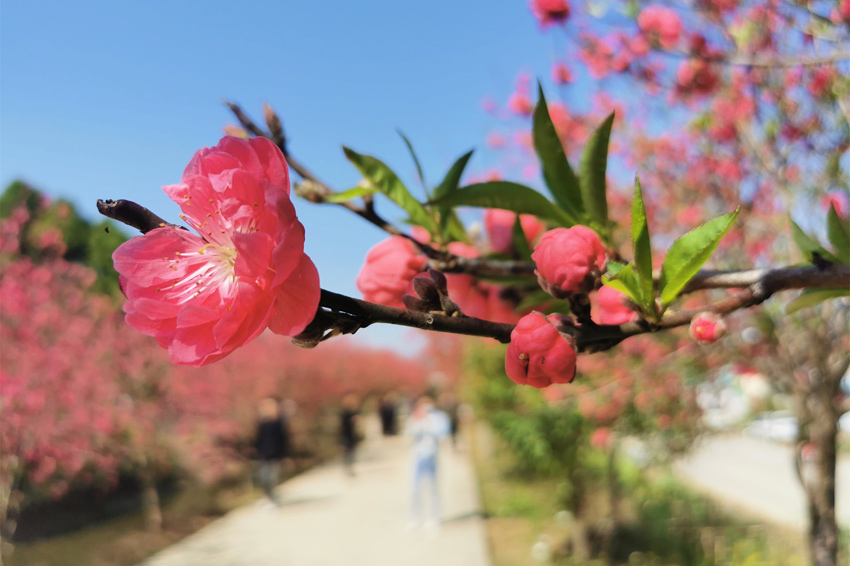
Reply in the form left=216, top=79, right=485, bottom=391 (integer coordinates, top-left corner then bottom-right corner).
left=339, top=393, right=361, bottom=476
left=438, top=391, right=461, bottom=449
left=406, top=395, right=450, bottom=529
left=254, top=397, right=293, bottom=506
left=379, top=392, right=399, bottom=436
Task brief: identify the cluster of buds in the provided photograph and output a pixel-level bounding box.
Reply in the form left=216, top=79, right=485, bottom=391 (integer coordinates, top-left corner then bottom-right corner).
left=401, top=269, right=461, bottom=316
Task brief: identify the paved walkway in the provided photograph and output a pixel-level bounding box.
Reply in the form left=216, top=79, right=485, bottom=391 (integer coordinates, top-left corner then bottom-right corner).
left=675, top=434, right=850, bottom=530
left=140, top=431, right=490, bottom=566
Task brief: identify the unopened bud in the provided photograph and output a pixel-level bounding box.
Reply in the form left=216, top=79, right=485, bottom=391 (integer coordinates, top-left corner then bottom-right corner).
left=223, top=125, right=250, bottom=140
left=263, top=103, right=283, bottom=143
left=689, top=311, right=726, bottom=343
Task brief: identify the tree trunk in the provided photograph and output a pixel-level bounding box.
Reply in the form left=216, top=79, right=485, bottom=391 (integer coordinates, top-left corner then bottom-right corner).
left=140, top=471, right=162, bottom=533
left=795, top=384, right=839, bottom=566
left=570, top=466, right=590, bottom=561
left=807, top=390, right=839, bottom=566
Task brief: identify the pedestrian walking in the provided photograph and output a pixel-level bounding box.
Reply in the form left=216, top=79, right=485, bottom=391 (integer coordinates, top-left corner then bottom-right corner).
left=254, top=397, right=293, bottom=506
left=406, top=395, right=450, bottom=529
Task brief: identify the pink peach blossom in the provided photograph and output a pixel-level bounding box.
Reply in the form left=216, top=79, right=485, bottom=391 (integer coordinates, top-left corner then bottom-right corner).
left=508, top=92, right=534, bottom=116
left=638, top=6, right=683, bottom=49
left=532, top=226, right=607, bottom=298
left=484, top=209, right=546, bottom=254
left=530, top=0, right=570, bottom=27
left=592, top=286, right=637, bottom=325
left=357, top=236, right=427, bottom=309
left=505, top=312, right=577, bottom=388
left=113, top=136, right=320, bottom=366
left=551, top=62, right=573, bottom=84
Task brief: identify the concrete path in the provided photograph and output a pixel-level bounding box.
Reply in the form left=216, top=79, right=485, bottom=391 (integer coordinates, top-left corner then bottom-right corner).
left=140, top=432, right=490, bottom=566
left=675, top=433, right=850, bottom=530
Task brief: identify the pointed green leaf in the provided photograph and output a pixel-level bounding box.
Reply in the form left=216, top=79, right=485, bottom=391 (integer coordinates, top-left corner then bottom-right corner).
left=324, top=186, right=377, bottom=204
left=826, top=203, right=850, bottom=263
left=659, top=207, right=740, bottom=307
left=435, top=150, right=475, bottom=239
left=516, top=289, right=558, bottom=312
left=602, top=263, right=643, bottom=307
left=343, top=147, right=437, bottom=234
left=532, top=84, right=583, bottom=224
left=429, top=181, right=573, bottom=226
left=434, top=149, right=474, bottom=201
left=790, top=219, right=839, bottom=264
left=442, top=211, right=470, bottom=243
left=397, top=130, right=427, bottom=191
left=786, top=288, right=850, bottom=315
left=512, top=215, right=533, bottom=261
left=579, top=112, right=615, bottom=243
left=631, top=177, right=653, bottom=306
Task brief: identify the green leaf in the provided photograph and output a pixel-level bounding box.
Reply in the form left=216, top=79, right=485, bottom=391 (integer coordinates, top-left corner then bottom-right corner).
left=606, top=261, right=626, bottom=277
left=659, top=207, right=740, bottom=307
left=602, top=263, right=643, bottom=307
left=790, top=219, right=839, bottom=264
left=512, top=215, right=533, bottom=261
left=343, top=147, right=437, bottom=234
left=324, top=186, right=377, bottom=204
left=786, top=288, right=850, bottom=315
left=826, top=203, right=850, bottom=263
left=397, top=130, right=427, bottom=191
left=516, top=289, right=556, bottom=311
left=434, top=149, right=474, bottom=201
left=429, top=181, right=573, bottom=226
left=532, top=84, right=583, bottom=225
left=442, top=210, right=470, bottom=243
left=435, top=150, right=475, bottom=239
left=579, top=112, right=615, bottom=243
left=631, top=176, right=653, bottom=307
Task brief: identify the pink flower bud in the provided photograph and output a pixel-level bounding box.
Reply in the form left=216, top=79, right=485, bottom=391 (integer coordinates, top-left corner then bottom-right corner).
left=505, top=312, right=577, bottom=388
left=551, top=63, right=573, bottom=84
left=507, top=92, right=534, bottom=116
left=356, top=237, right=427, bottom=309
left=484, top=209, right=546, bottom=255
left=530, top=0, right=570, bottom=27
left=591, top=286, right=638, bottom=325
left=689, top=312, right=726, bottom=343
left=531, top=226, right=607, bottom=299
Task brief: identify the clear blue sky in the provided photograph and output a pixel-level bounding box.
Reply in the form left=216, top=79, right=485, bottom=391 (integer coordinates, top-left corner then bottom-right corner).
left=1, top=0, right=576, bottom=349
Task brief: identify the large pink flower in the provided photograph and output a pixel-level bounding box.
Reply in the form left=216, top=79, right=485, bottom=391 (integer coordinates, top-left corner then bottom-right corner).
left=505, top=312, right=577, bottom=388
left=532, top=226, right=607, bottom=298
left=356, top=236, right=427, bottom=308
left=113, top=136, right=320, bottom=366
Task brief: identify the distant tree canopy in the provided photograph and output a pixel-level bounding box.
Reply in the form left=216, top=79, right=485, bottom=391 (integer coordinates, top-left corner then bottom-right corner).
left=0, top=181, right=128, bottom=296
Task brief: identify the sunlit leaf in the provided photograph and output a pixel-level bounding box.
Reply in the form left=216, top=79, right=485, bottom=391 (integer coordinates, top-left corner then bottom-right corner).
left=533, top=84, right=583, bottom=225
left=602, top=263, right=642, bottom=307
left=659, top=208, right=740, bottom=307
left=579, top=112, right=615, bottom=243
left=343, top=147, right=437, bottom=234
left=826, top=203, right=850, bottom=263
left=323, top=186, right=377, bottom=204
left=631, top=176, right=653, bottom=308
left=397, top=130, right=427, bottom=191
left=790, top=219, right=839, bottom=264
left=786, top=288, right=850, bottom=314
left=430, top=181, right=573, bottom=225
left=512, top=215, right=533, bottom=261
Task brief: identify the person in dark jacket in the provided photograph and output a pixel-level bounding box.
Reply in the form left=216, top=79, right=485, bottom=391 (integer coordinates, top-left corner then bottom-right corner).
left=254, top=397, right=292, bottom=505
left=339, top=393, right=360, bottom=476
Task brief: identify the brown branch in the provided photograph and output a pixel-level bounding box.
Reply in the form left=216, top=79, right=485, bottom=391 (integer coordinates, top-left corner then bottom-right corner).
left=96, top=198, right=849, bottom=355
left=96, top=199, right=184, bottom=234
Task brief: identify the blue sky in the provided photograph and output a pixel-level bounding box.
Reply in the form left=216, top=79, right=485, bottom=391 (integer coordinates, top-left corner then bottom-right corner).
left=1, top=0, right=577, bottom=350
